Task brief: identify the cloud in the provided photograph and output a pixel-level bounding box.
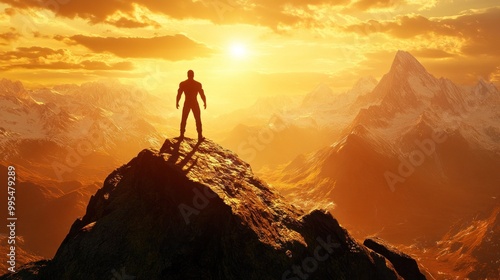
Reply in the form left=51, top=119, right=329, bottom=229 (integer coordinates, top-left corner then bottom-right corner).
left=447, top=8, right=500, bottom=56
left=4, top=7, right=16, bottom=16
left=0, top=28, right=20, bottom=43
left=105, top=16, right=160, bottom=29
left=102, top=7, right=162, bottom=29
left=411, top=48, right=454, bottom=58
left=343, top=7, right=500, bottom=56
left=0, top=46, right=64, bottom=60
left=0, top=46, right=134, bottom=71
left=0, top=0, right=350, bottom=30
left=343, top=15, right=437, bottom=38
left=352, top=0, right=401, bottom=11
left=67, top=34, right=213, bottom=60
left=5, top=60, right=134, bottom=70
left=424, top=55, right=500, bottom=84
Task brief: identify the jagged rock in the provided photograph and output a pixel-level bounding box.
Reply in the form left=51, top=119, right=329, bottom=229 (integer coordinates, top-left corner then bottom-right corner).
left=364, top=237, right=426, bottom=280
left=2, top=138, right=405, bottom=280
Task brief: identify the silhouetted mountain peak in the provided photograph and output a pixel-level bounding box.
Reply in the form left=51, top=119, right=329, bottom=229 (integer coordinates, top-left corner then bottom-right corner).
left=4, top=138, right=409, bottom=279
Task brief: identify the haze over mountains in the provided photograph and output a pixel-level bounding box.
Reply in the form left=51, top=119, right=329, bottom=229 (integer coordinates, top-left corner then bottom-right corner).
left=221, top=75, right=379, bottom=168
left=0, top=78, right=167, bottom=183
left=0, top=50, right=498, bottom=279
left=264, top=51, right=500, bottom=279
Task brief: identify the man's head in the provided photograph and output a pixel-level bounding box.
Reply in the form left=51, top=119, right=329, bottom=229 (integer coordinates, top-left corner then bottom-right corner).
left=187, top=70, right=194, bottom=79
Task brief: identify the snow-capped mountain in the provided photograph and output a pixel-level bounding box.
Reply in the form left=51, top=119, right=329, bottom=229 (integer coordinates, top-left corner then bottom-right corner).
left=350, top=50, right=500, bottom=149
left=0, top=78, right=168, bottom=182
left=264, top=51, right=500, bottom=279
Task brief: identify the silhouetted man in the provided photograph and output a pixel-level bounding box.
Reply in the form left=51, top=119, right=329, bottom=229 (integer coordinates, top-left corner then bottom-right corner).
left=177, top=70, right=206, bottom=140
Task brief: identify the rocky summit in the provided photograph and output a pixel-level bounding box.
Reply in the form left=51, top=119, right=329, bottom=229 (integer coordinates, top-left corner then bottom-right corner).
left=2, top=138, right=421, bottom=280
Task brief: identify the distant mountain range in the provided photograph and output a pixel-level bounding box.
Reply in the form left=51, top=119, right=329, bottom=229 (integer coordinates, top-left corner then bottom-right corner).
left=221, top=75, right=379, bottom=168
left=264, top=51, right=500, bottom=279
left=0, top=78, right=167, bottom=182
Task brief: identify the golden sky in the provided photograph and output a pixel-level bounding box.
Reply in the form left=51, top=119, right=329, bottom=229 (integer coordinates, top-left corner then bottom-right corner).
left=0, top=0, right=499, bottom=110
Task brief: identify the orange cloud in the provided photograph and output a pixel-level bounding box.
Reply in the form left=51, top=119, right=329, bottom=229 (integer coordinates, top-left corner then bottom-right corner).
left=344, top=15, right=437, bottom=38
left=0, top=28, right=20, bottom=43
left=343, top=7, right=500, bottom=56
left=0, top=0, right=349, bottom=30
left=67, top=34, right=213, bottom=60
left=424, top=56, right=500, bottom=84
left=352, top=0, right=400, bottom=11
left=0, top=46, right=64, bottom=60
left=0, top=46, right=134, bottom=71
left=3, top=7, right=15, bottom=16
left=4, top=61, right=133, bottom=71
left=410, top=48, right=454, bottom=58
left=105, top=16, right=160, bottom=29
left=449, top=8, right=500, bottom=56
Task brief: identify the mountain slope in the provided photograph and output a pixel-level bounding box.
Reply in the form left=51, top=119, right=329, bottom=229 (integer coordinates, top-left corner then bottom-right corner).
left=264, top=50, right=500, bottom=279
left=0, top=165, right=100, bottom=263
left=1, top=138, right=417, bottom=280
left=434, top=204, right=500, bottom=279
left=221, top=76, right=378, bottom=169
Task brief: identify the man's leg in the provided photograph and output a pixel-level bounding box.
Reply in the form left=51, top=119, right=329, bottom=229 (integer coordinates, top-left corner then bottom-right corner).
left=180, top=105, right=191, bottom=137
left=192, top=104, right=203, bottom=140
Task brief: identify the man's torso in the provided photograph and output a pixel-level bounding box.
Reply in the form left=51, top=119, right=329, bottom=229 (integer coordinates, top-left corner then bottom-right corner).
left=180, top=79, right=202, bottom=105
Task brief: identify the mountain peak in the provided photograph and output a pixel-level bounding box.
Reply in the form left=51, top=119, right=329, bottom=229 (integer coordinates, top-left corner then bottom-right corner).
left=302, top=83, right=334, bottom=107
left=394, top=50, right=418, bottom=64
left=390, top=50, right=428, bottom=76
left=473, top=78, right=499, bottom=96
left=348, top=76, right=378, bottom=96
left=0, top=78, right=30, bottom=99
left=6, top=137, right=409, bottom=279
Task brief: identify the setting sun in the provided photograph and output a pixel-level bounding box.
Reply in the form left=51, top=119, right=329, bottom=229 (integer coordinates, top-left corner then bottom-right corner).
left=229, top=43, right=248, bottom=59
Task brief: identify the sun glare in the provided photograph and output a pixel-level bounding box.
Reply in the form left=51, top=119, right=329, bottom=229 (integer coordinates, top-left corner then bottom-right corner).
left=229, top=43, right=247, bottom=59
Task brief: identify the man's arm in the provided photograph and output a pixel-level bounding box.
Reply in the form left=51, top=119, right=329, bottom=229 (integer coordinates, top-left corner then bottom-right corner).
left=199, top=84, right=206, bottom=109
left=176, top=84, right=183, bottom=109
